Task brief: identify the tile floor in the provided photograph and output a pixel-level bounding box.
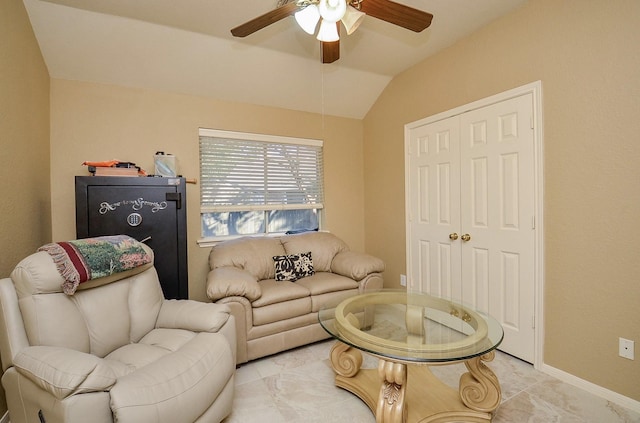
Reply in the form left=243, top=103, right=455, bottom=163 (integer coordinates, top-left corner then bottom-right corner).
left=225, top=340, right=640, bottom=423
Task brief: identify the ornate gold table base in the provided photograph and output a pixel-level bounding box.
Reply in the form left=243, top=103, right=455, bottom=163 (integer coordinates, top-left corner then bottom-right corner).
left=330, top=342, right=501, bottom=423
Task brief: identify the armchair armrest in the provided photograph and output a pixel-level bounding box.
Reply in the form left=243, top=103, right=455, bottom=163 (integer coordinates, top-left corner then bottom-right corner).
left=13, top=346, right=119, bottom=399
left=0, top=278, right=30, bottom=371
left=206, top=266, right=262, bottom=302
left=157, top=299, right=231, bottom=333
left=331, top=251, right=385, bottom=280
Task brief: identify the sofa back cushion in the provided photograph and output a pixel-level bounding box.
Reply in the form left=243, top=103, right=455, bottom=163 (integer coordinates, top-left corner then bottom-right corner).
left=209, top=236, right=285, bottom=280
left=281, top=232, right=348, bottom=272
left=10, top=247, right=163, bottom=357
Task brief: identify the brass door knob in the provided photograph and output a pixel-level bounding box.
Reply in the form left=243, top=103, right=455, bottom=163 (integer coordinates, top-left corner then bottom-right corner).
left=461, top=234, right=471, bottom=242
left=449, top=233, right=459, bottom=240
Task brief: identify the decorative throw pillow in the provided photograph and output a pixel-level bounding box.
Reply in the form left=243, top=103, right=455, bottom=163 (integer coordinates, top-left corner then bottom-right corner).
left=294, top=251, right=315, bottom=279
left=273, top=252, right=315, bottom=282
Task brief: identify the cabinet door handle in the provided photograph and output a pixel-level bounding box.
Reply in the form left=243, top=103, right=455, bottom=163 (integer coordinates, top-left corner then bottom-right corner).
left=166, top=192, right=182, bottom=209
left=449, top=233, right=459, bottom=240
left=461, top=234, right=471, bottom=242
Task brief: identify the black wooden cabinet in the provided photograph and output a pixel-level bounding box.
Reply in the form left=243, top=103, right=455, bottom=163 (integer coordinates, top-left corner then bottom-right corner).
left=75, top=176, right=188, bottom=299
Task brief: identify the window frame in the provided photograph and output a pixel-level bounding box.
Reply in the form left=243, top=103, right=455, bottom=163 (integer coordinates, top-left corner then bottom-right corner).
left=197, top=128, right=324, bottom=246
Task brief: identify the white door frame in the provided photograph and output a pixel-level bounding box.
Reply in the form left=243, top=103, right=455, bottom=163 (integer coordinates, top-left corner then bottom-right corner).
left=404, top=81, right=544, bottom=368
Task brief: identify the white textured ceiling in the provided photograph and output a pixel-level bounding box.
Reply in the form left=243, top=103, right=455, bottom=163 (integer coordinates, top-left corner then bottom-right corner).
left=23, top=0, right=527, bottom=119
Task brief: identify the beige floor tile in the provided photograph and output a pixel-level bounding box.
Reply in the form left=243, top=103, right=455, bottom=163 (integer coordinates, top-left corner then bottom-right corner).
left=227, top=340, right=640, bottom=423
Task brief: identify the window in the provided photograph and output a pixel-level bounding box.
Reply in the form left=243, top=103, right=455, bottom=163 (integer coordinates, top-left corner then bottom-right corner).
left=199, top=128, right=324, bottom=242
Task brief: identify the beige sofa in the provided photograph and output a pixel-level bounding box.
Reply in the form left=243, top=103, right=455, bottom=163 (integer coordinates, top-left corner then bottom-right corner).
left=0, top=239, right=236, bottom=423
left=206, top=231, right=384, bottom=364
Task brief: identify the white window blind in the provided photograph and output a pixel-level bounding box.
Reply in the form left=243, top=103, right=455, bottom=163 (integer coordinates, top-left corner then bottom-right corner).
left=200, top=130, right=324, bottom=211
left=198, top=129, right=324, bottom=239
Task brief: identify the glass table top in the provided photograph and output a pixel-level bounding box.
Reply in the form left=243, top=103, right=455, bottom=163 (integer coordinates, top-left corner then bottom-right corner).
left=318, top=290, right=504, bottom=363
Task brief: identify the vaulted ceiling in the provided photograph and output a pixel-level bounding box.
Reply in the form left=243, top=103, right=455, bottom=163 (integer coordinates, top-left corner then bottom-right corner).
left=23, top=0, right=527, bottom=119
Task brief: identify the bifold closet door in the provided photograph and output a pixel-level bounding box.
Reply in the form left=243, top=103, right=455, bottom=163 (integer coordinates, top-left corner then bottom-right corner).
left=458, top=94, right=535, bottom=362
left=406, top=93, right=536, bottom=362
left=406, top=115, right=462, bottom=300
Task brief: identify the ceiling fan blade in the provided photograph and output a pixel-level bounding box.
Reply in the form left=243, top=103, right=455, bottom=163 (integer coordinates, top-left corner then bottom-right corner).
left=231, top=2, right=300, bottom=37
left=360, top=0, right=433, bottom=32
left=321, top=40, right=340, bottom=64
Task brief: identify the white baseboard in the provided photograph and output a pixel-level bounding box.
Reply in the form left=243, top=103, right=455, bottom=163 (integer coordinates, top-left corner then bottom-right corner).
left=540, top=363, right=640, bottom=414
left=0, top=411, right=9, bottom=423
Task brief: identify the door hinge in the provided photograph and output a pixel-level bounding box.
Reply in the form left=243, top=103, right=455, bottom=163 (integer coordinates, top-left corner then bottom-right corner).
left=530, top=115, right=534, bottom=129
left=532, top=315, right=536, bottom=329
left=531, top=216, right=535, bottom=229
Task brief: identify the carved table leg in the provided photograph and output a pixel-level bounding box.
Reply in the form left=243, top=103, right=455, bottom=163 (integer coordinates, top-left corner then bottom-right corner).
left=375, top=360, right=407, bottom=423
left=459, top=351, right=502, bottom=414
left=330, top=342, right=363, bottom=377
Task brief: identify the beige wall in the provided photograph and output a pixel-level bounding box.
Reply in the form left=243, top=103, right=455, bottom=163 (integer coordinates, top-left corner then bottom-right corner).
left=0, top=0, right=51, bottom=415
left=0, top=0, right=51, bottom=274
left=363, top=0, right=640, bottom=402
left=50, top=80, right=365, bottom=301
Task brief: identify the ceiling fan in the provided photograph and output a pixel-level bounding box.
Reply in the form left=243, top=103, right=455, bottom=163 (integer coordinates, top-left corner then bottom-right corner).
left=231, top=0, right=433, bottom=64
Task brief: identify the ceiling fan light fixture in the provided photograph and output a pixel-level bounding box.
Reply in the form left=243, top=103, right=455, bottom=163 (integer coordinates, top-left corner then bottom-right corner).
left=341, top=5, right=365, bottom=35
left=318, top=0, right=347, bottom=23
left=316, top=19, right=339, bottom=42
left=294, top=5, right=320, bottom=35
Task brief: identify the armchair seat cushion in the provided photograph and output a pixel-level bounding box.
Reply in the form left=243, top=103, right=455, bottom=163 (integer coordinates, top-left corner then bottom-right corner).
left=110, top=332, right=234, bottom=423
left=105, top=329, right=196, bottom=369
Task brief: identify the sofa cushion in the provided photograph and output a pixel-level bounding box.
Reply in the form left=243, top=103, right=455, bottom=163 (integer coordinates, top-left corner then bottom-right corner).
left=252, top=297, right=312, bottom=326
left=294, top=272, right=358, bottom=296
left=209, top=237, right=285, bottom=280
left=251, top=279, right=313, bottom=326
left=247, top=313, right=318, bottom=341
left=251, top=280, right=310, bottom=307
left=309, top=289, right=359, bottom=313
left=273, top=252, right=314, bottom=282
left=281, top=232, right=348, bottom=272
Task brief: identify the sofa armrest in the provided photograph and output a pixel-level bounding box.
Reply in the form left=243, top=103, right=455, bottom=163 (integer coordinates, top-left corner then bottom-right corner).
left=13, top=346, right=118, bottom=399
left=331, top=251, right=385, bottom=281
left=206, top=266, right=262, bottom=302
left=157, top=299, right=231, bottom=333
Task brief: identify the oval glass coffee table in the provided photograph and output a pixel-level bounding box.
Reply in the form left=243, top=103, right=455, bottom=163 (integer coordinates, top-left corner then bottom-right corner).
left=318, top=290, right=504, bottom=423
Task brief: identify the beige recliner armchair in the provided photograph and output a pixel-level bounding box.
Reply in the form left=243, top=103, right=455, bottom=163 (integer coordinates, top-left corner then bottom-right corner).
left=0, top=237, right=236, bottom=423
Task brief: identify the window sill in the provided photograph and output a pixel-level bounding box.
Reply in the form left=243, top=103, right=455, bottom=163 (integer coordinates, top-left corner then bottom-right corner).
left=197, top=233, right=286, bottom=248
left=197, top=230, right=325, bottom=248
